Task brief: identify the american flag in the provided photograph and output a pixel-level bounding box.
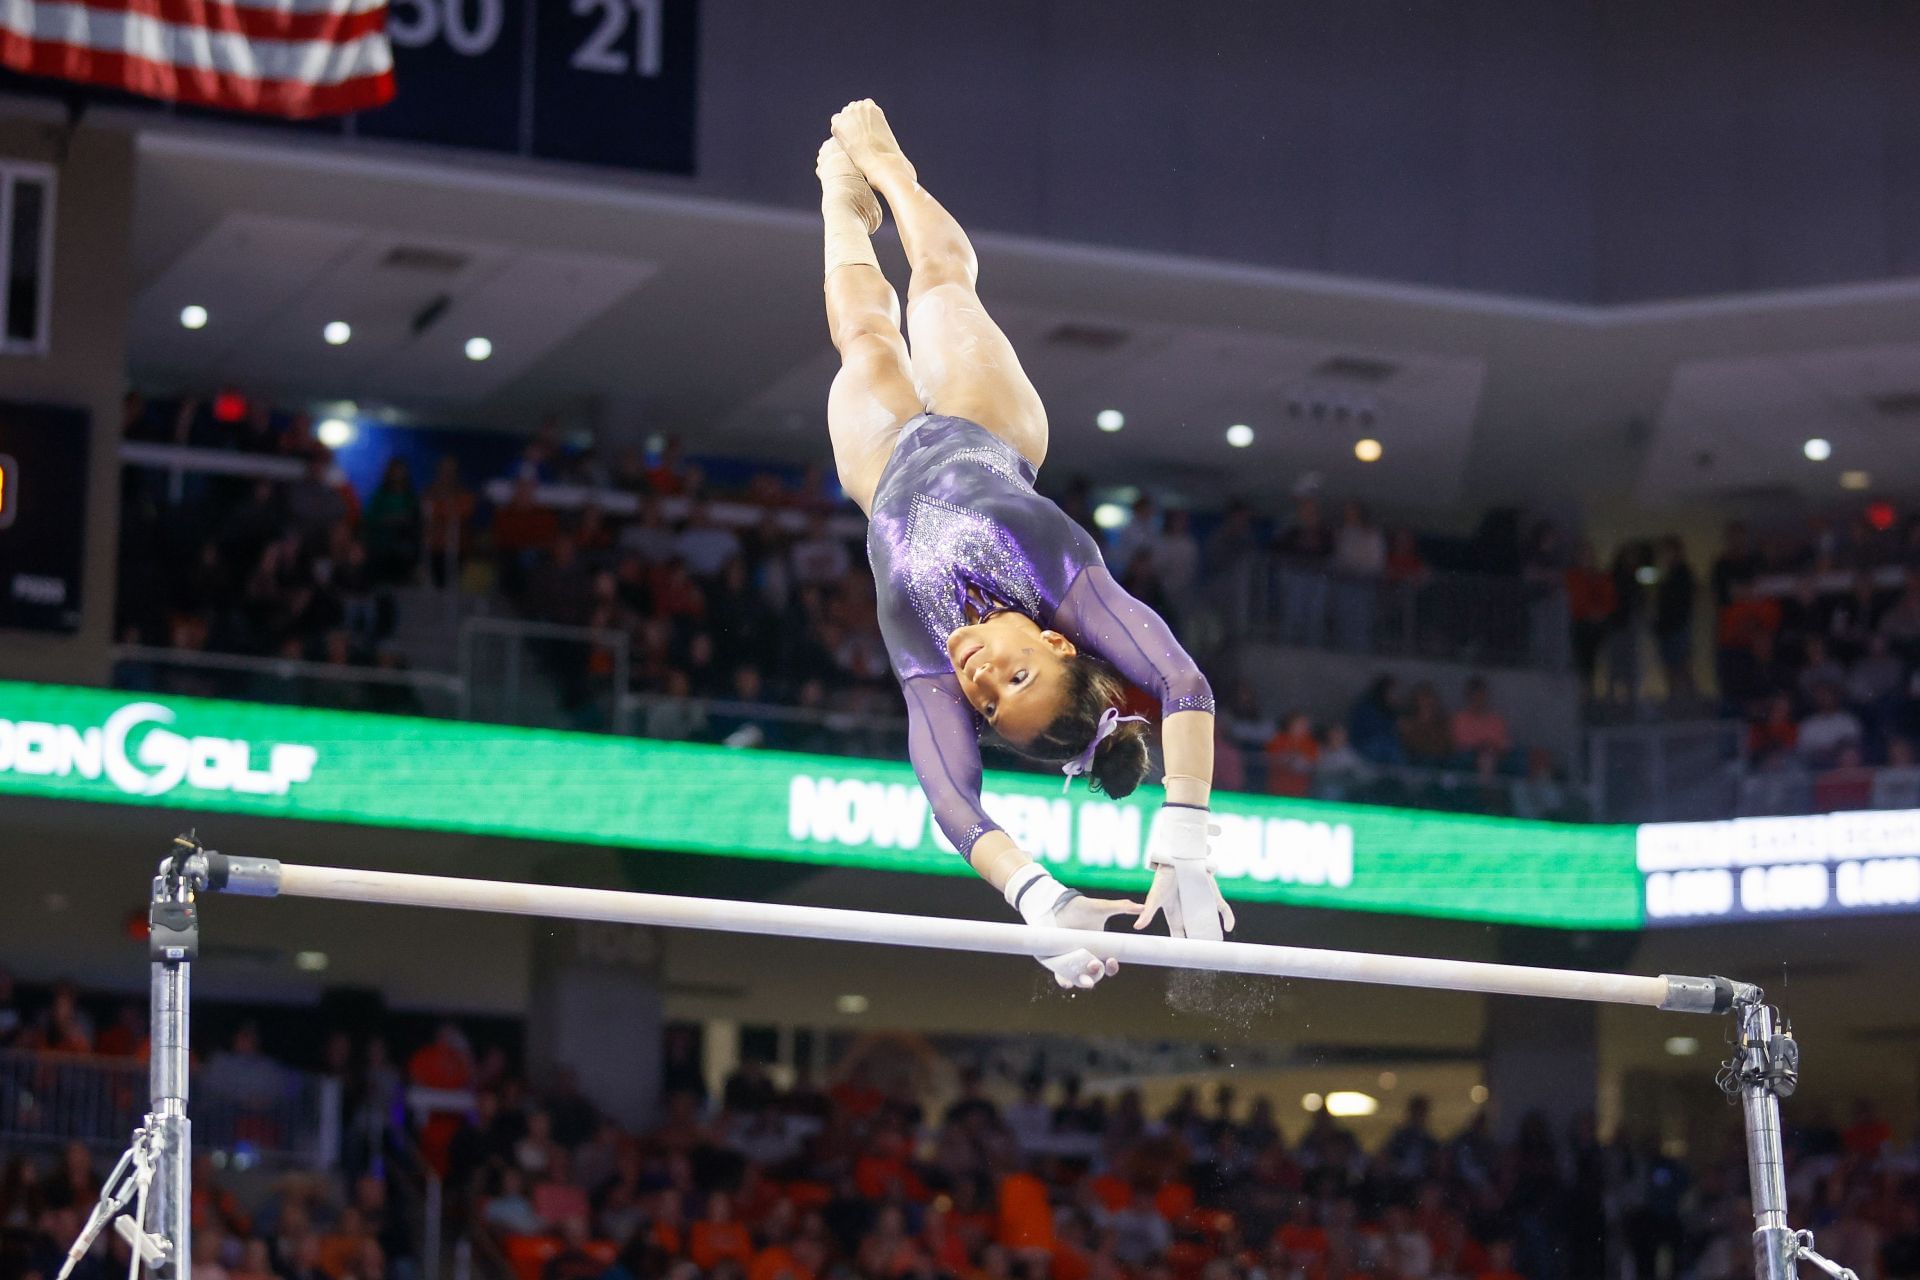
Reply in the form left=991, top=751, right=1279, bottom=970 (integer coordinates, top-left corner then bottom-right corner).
left=0, top=1, right=395, bottom=119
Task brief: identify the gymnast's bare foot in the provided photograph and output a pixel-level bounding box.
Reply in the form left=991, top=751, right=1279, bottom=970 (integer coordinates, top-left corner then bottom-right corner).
left=831, top=98, right=916, bottom=189
left=817, top=138, right=882, bottom=234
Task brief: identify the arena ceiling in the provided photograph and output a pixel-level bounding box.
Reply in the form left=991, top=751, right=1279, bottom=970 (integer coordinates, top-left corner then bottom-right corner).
left=123, top=123, right=1920, bottom=522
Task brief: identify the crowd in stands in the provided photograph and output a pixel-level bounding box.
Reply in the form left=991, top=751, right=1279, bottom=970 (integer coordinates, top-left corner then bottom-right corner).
left=1212, top=676, right=1581, bottom=822
left=110, top=384, right=1920, bottom=818
left=6, top=973, right=1920, bottom=1280
left=117, top=392, right=440, bottom=714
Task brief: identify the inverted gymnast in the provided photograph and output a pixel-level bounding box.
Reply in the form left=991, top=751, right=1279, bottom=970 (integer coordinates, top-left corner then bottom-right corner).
left=818, top=101, right=1234, bottom=990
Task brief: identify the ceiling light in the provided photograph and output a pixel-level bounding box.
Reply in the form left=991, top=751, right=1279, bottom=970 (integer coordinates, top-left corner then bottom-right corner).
left=1093, top=502, right=1130, bottom=530
left=1840, top=470, right=1871, bottom=491
left=294, top=951, right=329, bottom=972
left=323, top=321, right=352, bottom=346
left=1354, top=438, right=1383, bottom=463
left=180, top=305, right=209, bottom=330
left=316, top=418, right=356, bottom=449
left=1665, top=1036, right=1700, bottom=1057
left=1635, top=565, right=1660, bottom=586
left=1096, top=409, right=1125, bottom=433
left=1469, top=1084, right=1489, bottom=1105
left=1300, top=1093, right=1323, bottom=1113
left=1225, top=423, right=1255, bottom=448
left=1324, top=1091, right=1379, bottom=1118
left=465, top=336, right=493, bottom=362
left=834, top=993, right=869, bottom=1015
left=1803, top=438, right=1831, bottom=462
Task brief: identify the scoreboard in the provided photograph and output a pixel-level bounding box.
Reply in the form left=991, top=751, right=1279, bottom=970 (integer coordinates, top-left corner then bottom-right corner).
left=0, top=0, right=702, bottom=177
left=0, top=401, right=89, bottom=633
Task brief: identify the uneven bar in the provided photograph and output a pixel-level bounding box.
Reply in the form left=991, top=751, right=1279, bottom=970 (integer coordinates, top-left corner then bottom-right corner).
left=208, top=857, right=1735, bottom=1013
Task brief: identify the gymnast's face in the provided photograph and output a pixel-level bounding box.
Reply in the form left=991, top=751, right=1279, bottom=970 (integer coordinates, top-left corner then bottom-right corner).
left=946, top=610, right=1075, bottom=745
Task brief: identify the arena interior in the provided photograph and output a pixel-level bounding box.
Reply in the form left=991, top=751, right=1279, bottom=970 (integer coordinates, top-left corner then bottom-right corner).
left=3, top=6, right=1920, bottom=1280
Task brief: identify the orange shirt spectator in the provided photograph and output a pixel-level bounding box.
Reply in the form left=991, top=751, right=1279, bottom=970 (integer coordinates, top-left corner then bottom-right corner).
left=855, top=1134, right=929, bottom=1202
left=997, top=1171, right=1054, bottom=1251
left=408, top=1023, right=476, bottom=1176
left=690, top=1195, right=754, bottom=1271
left=1264, top=716, right=1320, bottom=797
left=690, top=1220, right=753, bottom=1271
left=750, top=1245, right=813, bottom=1280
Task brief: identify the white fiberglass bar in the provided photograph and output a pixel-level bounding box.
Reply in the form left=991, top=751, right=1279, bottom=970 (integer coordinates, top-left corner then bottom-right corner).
left=236, top=861, right=1729, bottom=1012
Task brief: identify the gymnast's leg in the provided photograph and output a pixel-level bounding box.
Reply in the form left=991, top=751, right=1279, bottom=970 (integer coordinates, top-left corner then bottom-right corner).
left=831, top=100, right=1049, bottom=471
left=819, top=138, right=924, bottom=515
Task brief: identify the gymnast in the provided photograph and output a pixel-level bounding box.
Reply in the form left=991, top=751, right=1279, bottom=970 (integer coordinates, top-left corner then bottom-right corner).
left=818, top=100, right=1233, bottom=990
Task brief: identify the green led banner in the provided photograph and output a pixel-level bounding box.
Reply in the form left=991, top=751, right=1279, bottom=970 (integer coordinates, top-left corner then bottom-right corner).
left=0, top=681, right=1641, bottom=929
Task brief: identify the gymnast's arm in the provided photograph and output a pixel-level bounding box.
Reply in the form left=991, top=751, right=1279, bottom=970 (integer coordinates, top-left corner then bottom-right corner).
left=1055, top=566, right=1215, bottom=802
left=899, top=674, right=1007, bottom=879
left=901, top=674, right=1141, bottom=988
left=1056, top=566, right=1231, bottom=937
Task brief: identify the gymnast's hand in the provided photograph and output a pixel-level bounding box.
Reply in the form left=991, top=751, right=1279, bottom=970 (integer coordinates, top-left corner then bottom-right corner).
left=1003, top=863, right=1140, bottom=990
left=1137, top=805, right=1236, bottom=941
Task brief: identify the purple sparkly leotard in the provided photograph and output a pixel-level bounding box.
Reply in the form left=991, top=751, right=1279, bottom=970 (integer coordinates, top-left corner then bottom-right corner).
left=866, top=414, right=1214, bottom=859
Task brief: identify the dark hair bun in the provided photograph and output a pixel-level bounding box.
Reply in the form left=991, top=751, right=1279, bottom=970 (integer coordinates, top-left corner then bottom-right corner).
left=1088, top=719, right=1151, bottom=799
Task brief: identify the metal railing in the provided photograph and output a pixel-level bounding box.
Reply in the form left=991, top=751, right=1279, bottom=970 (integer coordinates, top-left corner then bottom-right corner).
left=622, top=692, right=909, bottom=756
left=113, top=645, right=465, bottom=719
left=1587, top=720, right=1744, bottom=823
left=457, top=616, right=630, bottom=732
left=1231, top=559, right=1571, bottom=671
left=0, top=1049, right=337, bottom=1167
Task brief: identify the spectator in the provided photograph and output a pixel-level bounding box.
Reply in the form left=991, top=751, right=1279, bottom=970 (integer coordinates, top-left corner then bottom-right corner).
left=1398, top=683, right=1453, bottom=768
left=644, top=435, right=692, bottom=495
left=1449, top=677, right=1511, bottom=762
left=1604, top=542, right=1650, bottom=706
left=1879, top=575, right=1920, bottom=655
left=1107, top=494, right=1158, bottom=572
left=1313, top=724, right=1370, bottom=801
left=287, top=451, right=353, bottom=548
left=532, top=1151, right=591, bottom=1228
left=1512, top=748, right=1573, bottom=821
left=1221, top=684, right=1278, bottom=759
left=1155, top=508, right=1201, bottom=620
left=1330, top=500, right=1386, bottom=652
left=1652, top=535, right=1697, bottom=702
left=676, top=503, right=743, bottom=580
left=406, top=1021, right=476, bottom=1175
left=542, top=1217, right=604, bottom=1280
left=1264, top=712, right=1320, bottom=797
left=1274, top=494, right=1333, bottom=646
left=364, top=459, right=422, bottom=586
left=1748, top=693, right=1800, bottom=767
left=1385, top=527, right=1428, bottom=585
left=1348, top=676, right=1406, bottom=765
left=1709, top=521, right=1760, bottom=608
left=1799, top=682, right=1864, bottom=769
left=1797, top=636, right=1848, bottom=704
left=1003, top=1077, right=1054, bottom=1153
left=789, top=514, right=852, bottom=588
left=1523, top=522, right=1570, bottom=670
left=492, top=478, right=561, bottom=595
left=484, top=1167, right=546, bottom=1237
left=1381, top=1096, right=1438, bottom=1186
left=1565, top=540, right=1615, bottom=701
